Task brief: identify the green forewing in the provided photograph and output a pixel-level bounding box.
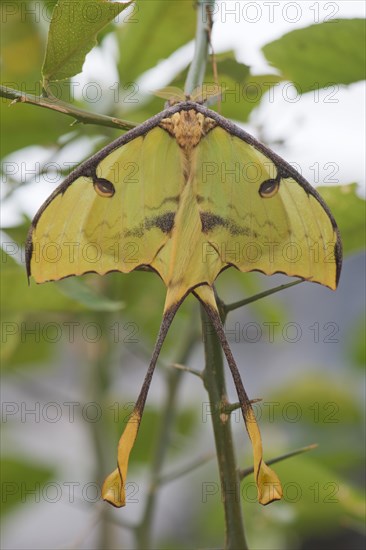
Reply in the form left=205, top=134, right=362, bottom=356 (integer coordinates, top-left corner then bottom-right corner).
left=29, top=128, right=184, bottom=282
left=194, top=127, right=339, bottom=289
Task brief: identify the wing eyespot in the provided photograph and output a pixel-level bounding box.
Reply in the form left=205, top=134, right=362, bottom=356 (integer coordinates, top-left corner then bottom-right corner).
left=93, top=178, right=115, bottom=198
left=259, top=179, right=279, bottom=198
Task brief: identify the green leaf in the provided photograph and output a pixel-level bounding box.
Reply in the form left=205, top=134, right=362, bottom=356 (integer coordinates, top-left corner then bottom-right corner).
left=213, top=51, right=250, bottom=83
left=271, top=375, right=362, bottom=431
left=0, top=3, right=71, bottom=158
left=266, top=458, right=364, bottom=531
left=262, top=19, right=366, bottom=92
left=193, top=52, right=281, bottom=122
left=1, top=321, right=54, bottom=369
left=318, top=184, right=365, bottom=255
left=0, top=457, right=54, bottom=517
left=268, top=375, right=363, bottom=471
left=239, top=457, right=365, bottom=544
left=117, top=0, right=195, bottom=84
left=0, top=251, right=84, bottom=313
left=220, top=73, right=283, bottom=123
left=0, top=313, right=24, bottom=365
left=0, top=2, right=44, bottom=85
left=42, top=0, right=133, bottom=84
left=0, top=100, right=70, bottom=158
left=57, top=278, right=124, bottom=311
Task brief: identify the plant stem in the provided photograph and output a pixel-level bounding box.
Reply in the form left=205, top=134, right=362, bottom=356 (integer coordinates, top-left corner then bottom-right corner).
left=184, top=0, right=215, bottom=95
left=201, top=307, right=248, bottom=550
left=88, top=313, right=116, bottom=549
left=0, top=85, right=136, bottom=131
left=185, top=1, right=248, bottom=548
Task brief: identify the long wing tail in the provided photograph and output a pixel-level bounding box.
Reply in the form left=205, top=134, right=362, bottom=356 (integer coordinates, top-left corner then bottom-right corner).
left=102, top=299, right=181, bottom=507
left=194, top=284, right=283, bottom=505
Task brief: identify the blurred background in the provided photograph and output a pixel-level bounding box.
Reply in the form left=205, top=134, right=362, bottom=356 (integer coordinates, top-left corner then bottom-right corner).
left=1, top=1, right=365, bottom=549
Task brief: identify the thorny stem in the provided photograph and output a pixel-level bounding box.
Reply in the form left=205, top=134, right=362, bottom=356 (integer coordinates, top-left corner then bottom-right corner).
left=201, top=307, right=248, bottom=550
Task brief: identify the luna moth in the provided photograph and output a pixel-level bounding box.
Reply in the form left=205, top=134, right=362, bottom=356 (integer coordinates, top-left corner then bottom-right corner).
left=26, top=94, right=342, bottom=507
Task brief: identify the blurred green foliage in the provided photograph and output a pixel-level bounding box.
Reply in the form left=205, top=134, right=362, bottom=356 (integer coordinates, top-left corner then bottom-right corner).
left=117, top=0, right=196, bottom=84
left=0, top=458, right=54, bottom=517
left=262, top=19, right=366, bottom=92
left=318, top=184, right=366, bottom=254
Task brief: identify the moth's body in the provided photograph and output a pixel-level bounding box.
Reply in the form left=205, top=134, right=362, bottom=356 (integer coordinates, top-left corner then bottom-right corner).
left=156, top=110, right=219, bottom=304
